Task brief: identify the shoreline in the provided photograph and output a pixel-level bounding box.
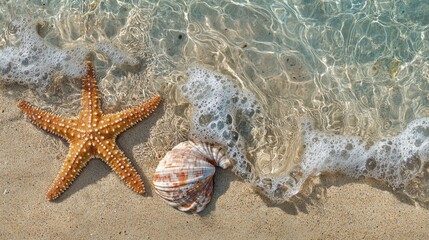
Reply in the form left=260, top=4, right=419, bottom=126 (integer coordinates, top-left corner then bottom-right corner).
left=1, top=92, right=428, bottom=239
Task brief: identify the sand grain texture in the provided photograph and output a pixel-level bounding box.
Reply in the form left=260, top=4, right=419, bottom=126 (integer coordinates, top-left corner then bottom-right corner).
left=1, top=93, right=428, bottom=240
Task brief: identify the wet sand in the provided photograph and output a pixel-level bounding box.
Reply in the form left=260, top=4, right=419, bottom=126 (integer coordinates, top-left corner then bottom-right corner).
left=1, top=92, right=428, bottom=240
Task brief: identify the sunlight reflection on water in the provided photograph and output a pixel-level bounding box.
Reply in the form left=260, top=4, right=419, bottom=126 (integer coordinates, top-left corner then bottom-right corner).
left=1, top=0, right=429, bottom=202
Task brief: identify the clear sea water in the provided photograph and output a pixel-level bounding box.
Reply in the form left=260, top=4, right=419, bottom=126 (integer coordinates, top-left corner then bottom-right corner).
left=1, top=0, right=429, bottom=202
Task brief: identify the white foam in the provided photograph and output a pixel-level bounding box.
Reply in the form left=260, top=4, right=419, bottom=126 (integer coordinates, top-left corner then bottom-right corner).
left=181, top=66, right=262, bottom=179
left=0, top=18, right=138, bottom=88
left=0, top=18, right=87, bottom=88
left=256, top=118, right=429, bottom=202
left=182, top=66, right=429, bottom=203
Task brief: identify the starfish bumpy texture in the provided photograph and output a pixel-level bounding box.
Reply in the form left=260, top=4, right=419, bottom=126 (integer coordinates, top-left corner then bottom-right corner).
left=17, top=62, right=161, bottom=200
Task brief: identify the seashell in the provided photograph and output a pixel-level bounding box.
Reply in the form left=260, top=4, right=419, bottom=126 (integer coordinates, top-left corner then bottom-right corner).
left=152, top=140, right=232, bottom=213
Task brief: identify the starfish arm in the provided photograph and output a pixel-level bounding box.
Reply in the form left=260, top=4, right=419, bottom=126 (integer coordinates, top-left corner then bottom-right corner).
left=96, top=138, right=145, bottom=194
left=17, top=100, right=78, bottom=140
left=101, top=95, right=161, bottom=136
left=17, top=62, right=160, bottom=199
left=46, top=139, right=92, bottom=200
left=81, top=62, right=102, bottom=116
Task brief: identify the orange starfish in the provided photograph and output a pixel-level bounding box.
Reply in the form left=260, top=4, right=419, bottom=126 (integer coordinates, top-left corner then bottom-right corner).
left=17, top=62, right=161, bottom=200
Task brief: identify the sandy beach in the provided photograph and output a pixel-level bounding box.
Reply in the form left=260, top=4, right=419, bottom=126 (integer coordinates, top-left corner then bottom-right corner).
left=1, top=90, right=428, bottom=240
left=1, top=0, right=429, bottom=238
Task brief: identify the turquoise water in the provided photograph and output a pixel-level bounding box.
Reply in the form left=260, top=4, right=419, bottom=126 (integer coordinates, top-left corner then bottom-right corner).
left=1, top=0, right=429, bottom=202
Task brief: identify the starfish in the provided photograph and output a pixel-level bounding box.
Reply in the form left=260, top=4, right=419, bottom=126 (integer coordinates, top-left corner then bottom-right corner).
left=17, top=62, right=161, bottom=200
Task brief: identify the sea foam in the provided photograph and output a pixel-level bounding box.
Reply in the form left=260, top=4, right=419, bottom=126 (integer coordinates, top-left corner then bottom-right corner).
left=182, top=66, right=429, bottom=203
left=182, top=66, right=263, bottom=180
left=0, top=18, right=138, bottom=88
left=0, top=18, right=87, bottom=88
left=256, top=118, right=429, bottom=202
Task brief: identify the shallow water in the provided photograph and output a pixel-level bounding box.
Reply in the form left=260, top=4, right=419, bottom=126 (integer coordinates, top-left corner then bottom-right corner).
left=1, top=0, right=429, bottom=202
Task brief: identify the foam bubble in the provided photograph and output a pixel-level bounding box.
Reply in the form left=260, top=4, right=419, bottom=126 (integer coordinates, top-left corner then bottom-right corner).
left=256, top=118, right=429, bottom=202
left=0, top=18, right=87, bottom=88
left=0, top=18, right=138, bottom=88
left=304, top=118, right=429, bottom=188
left=181, top=66, right=263, bottom=179
left=182, top=66, right=429, bottom=203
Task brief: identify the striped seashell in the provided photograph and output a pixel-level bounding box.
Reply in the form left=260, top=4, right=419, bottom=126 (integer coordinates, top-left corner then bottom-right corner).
left=152, top=140, right=232, bottom=213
